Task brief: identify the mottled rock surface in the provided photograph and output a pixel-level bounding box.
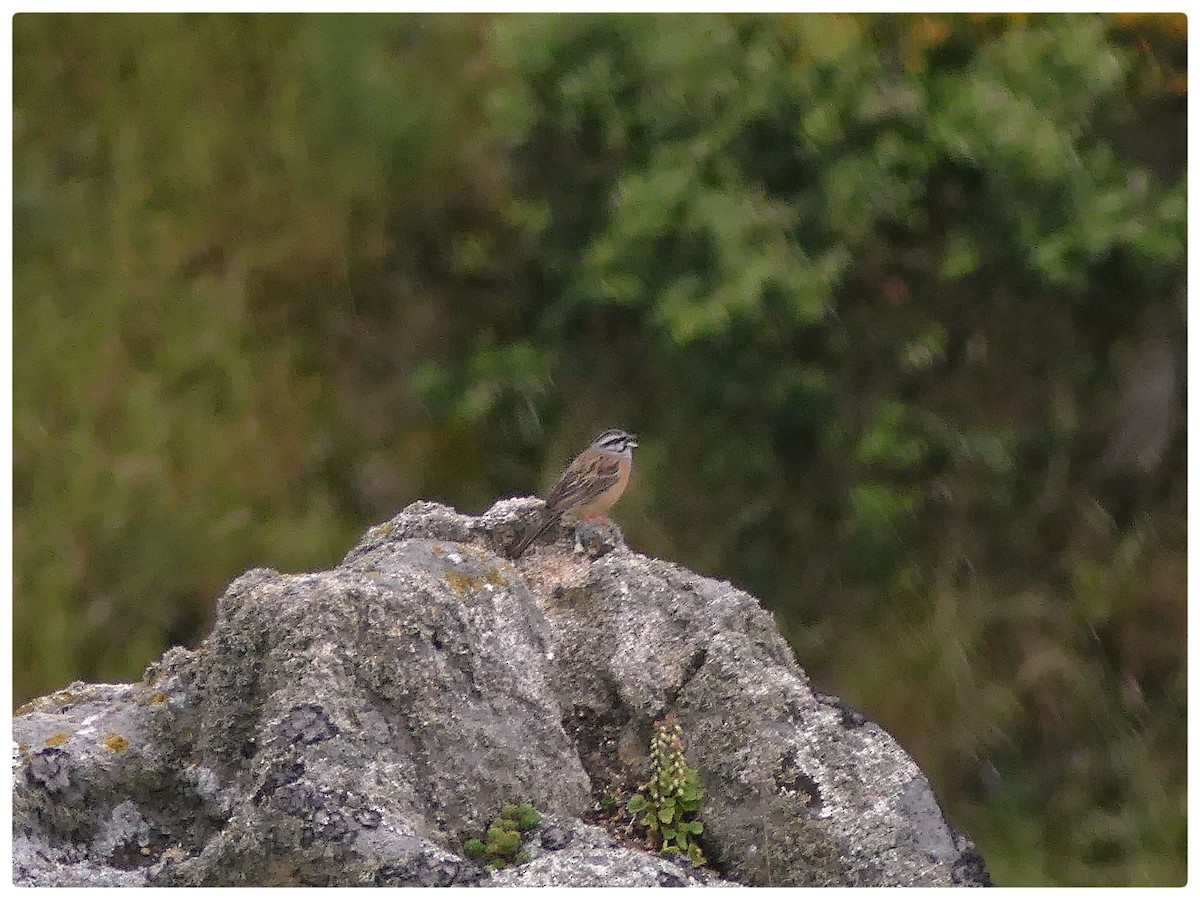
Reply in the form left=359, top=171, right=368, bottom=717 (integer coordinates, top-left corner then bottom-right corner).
left=12, top=498, right=990, bottom=886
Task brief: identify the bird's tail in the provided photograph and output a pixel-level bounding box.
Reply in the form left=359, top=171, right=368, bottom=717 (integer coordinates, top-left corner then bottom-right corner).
left=509, top=511, right=559, bottom=558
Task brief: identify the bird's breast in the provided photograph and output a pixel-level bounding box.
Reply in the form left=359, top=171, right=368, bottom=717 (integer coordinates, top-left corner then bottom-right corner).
left=572, top=456, right=631, bottom=518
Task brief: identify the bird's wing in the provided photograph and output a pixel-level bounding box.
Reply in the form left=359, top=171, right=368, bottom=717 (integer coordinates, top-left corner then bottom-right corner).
left=544, top=452, right=621, bottom=515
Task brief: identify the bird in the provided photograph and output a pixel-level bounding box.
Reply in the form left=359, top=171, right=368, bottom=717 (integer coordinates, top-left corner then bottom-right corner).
left=509, top=429, right=638, bottom=558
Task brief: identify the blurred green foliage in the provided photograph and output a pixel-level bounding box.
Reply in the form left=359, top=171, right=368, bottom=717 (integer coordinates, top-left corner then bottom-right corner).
left=13, top=12, right=1185, bottom=886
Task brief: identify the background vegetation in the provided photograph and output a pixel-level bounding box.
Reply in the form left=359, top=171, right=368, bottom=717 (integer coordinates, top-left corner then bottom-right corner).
left=13, top=13, right=1185, bottom=886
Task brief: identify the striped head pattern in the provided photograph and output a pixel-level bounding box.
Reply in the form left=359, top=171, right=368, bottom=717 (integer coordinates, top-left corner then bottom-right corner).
left=591, top=428, right=638, bottom=459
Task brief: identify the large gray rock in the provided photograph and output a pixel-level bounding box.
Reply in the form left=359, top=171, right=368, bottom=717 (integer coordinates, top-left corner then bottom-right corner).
left=12, top=499, right=989, bottom=886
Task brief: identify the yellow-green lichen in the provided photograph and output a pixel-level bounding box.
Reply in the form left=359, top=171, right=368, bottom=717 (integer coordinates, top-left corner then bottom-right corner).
left=369, top=522, right=396, bottom=539
left=102, top=732, right=132, bottom=753
left=445, top=567, right=509, bottom=598
left=44, top=732, right=70, bottom=747
left=444, top=571, right=475, bottom=596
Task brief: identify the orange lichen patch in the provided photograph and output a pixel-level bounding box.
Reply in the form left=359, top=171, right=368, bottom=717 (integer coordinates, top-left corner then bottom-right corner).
left=44, top=732, right=70, bottom=747
left=102, top=733, right=132, bottom=753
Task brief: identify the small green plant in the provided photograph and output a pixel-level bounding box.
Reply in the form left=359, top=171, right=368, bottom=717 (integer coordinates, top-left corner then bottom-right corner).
left=463, top=802, right=542, bottom=869
left=627, top=716, right=707, bottom=866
